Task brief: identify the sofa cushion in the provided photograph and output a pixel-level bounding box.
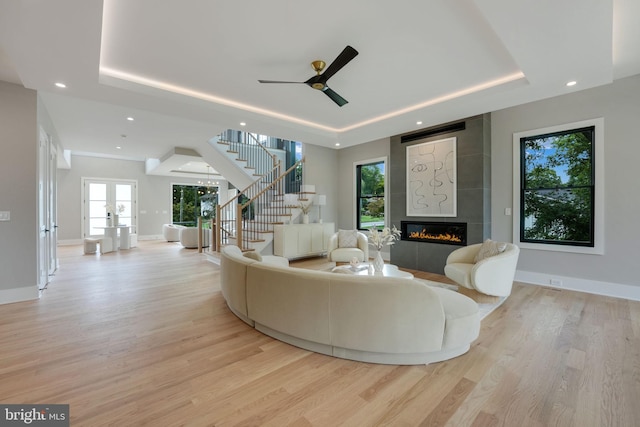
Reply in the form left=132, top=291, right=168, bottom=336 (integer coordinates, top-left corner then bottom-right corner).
left=330, top=276, right=447, bottom=354
left=443, top=263, right=473, bottom=288
left=243, top=251, right=262, bottom=262
left=329, top=247, right=366, bottom=263
left=261, top=255, right=290, bottom=267
left=474, top=239, right=507, bottom=262
left=338, top=229, right=358, bottom=248
left=246, top=263, right=331, bottom=345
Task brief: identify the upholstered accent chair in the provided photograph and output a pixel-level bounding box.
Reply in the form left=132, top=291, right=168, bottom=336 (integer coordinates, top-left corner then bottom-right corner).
left=327, top=230, right=369, bottom=263
left=179, top=227, right=210, bottom=249
left=163, top=224, right=186, bottom=242
left=444, top=240, right=520, bottom=297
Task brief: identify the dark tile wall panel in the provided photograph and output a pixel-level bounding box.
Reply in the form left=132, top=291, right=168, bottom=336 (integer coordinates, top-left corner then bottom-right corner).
left=389, top=114, right=491, bottom=274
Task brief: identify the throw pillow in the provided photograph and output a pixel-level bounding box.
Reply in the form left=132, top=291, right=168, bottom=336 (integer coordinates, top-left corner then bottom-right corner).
left=338, top=229, right=358, bottom=248
left=474, top=239, right=507, bottom=263
left=243, top=251, right=263, bottom=262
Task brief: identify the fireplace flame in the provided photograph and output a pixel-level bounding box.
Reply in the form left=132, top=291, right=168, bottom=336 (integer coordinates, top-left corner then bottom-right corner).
left=408, top=229, right=463, bottom=243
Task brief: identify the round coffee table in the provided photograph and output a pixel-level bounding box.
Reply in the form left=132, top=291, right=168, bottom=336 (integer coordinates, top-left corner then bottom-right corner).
left=332, top=263, right=414, bottom=279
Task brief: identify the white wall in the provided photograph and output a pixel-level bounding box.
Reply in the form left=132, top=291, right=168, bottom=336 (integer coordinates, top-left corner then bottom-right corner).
left=335, top=137, right=390, bottom=231
left=0, top=81, right=38, bottom=302
left=57, top=155, right=228, bottom=241
left=334, top=138, right=390, bottom=258
left=302, top=143, right=339, bottom=226
left=491, top=74, right=640, bottom=297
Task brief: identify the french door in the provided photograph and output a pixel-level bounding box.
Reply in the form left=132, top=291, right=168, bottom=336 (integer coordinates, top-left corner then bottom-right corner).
left=82, top=178, right=137, bottom=238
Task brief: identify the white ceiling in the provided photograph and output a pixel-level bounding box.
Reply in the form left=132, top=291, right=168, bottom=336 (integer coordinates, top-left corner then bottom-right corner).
left=0, top=0, right=639, bottom=177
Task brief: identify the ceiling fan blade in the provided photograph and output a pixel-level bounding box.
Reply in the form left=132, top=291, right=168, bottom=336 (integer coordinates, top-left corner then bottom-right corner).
left=258, top=80, right=305, bottom=84
left=320, top=45, right=359, bottom=82
left=322, top=87, right=348, bottom=107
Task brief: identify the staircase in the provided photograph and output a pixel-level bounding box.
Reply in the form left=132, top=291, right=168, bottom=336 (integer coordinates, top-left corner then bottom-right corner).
left=209, top=130, right=314, bottom=254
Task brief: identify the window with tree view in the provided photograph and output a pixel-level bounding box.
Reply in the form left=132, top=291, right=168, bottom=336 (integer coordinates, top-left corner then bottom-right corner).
left=356, top=160, right=385, bottom=230
left=172, top=184, right=218, bottom=227
left=520, top=126, right=595, bottom=247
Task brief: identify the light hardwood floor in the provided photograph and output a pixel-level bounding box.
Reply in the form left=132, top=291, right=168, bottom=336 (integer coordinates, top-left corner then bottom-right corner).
left=1, top=241, right=639, bottom=426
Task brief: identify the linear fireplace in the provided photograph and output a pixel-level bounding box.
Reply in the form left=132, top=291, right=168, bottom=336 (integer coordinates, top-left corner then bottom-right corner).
left=401, top=221, right=467, bottom=246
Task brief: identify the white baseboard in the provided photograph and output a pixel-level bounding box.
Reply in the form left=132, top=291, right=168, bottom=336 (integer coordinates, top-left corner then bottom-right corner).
left=0, top=285, right=39, bottom=305
left=515, top=270, right=640, bottom=301
left=58, top=235, right=163, bottom=246
left=58, top=239, right=84, bottom=246
left=139, top=235, right=163, bottom=241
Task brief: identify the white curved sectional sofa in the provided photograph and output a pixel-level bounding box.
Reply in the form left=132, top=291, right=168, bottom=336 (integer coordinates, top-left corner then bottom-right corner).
left=220, top=245, right=481, bottom=365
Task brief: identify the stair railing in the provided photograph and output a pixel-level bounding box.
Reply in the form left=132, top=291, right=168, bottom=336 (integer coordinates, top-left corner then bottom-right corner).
left=215, top=157, right=305, bottom=251
left=218, top=129, right=278, bottom=177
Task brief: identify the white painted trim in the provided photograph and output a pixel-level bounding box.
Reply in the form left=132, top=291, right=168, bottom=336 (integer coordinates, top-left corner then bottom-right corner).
left=139, top=235, right=164, bottom=241
left=58, top=235, right=163, bottom=246
left=57, top=239, right=84, bottom=246
left=81, top=177, right=139, bottom=239
left=512, top=118, right=605, bottom=255
left=515, top=269, right=640, bottom=301
left=0, top=286, right=39, bottom=305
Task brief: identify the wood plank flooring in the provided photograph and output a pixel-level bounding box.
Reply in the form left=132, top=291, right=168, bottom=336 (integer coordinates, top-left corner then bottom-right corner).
left=1, top=240, right=639, bottom=426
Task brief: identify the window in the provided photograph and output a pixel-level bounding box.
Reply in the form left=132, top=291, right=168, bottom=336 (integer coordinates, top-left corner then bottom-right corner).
left=513, top=118, right=604, bottom=254
left=83, top=178, right=136, bottom=237
left=355, top=159, right=386, bottom=230
left=172, top=184, right=218, bottom=227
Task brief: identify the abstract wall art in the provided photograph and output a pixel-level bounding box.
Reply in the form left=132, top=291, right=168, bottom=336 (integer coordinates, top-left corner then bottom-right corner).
left=406, top=137, right=457, bottom=217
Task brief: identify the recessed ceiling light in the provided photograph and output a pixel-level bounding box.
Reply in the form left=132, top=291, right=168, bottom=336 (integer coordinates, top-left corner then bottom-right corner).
left=416, top=121, right=422, bottom=125
left=116, top=146, right=122, bottom=150
left=55, top=82, right=66, bottom=88
left=566, top=81, right=577, bottom=87
left=335, top=143, right=340, bottom=147
left=126, top=117, right=134, bottom=121
left=240, top=122, right=246, bottom=126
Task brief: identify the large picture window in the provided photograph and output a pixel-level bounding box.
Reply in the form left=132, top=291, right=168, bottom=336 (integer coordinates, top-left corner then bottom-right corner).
left=355, top=159, right=386, bottom=230
left=172, top=184, right=218, bottom=227
left=513, top=118, right=604, bottom=254
left=520, top=126, right=595, bottom=246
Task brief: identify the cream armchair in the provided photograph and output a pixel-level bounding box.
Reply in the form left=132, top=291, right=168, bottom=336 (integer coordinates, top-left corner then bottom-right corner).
left=444, top=241, right=520, bottom=297
left=327, top=230, right=369, bottom=263
left=179, top=227, right=210, bottom=249
left=163, top=224, right=186, bottom=242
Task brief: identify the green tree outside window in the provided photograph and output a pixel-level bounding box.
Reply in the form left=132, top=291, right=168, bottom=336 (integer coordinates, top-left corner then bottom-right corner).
left=356, top=161, right=385, bottom=230
left=521, top=126, right=595, bottom=246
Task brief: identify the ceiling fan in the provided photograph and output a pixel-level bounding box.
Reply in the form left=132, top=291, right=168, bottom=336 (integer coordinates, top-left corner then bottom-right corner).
left=258, top=45, right=359, bottom=107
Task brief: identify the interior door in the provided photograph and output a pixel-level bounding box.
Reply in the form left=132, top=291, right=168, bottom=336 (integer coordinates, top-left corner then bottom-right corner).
left=48, top=142, right=58, bottom=274
left=38, top=130, right=49, bottom=290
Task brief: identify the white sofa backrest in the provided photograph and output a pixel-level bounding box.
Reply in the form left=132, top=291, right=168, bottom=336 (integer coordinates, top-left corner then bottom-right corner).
left=220, top=245, right=256, bottom=324
left=220, top=244, right=480, bottom=365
